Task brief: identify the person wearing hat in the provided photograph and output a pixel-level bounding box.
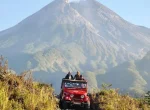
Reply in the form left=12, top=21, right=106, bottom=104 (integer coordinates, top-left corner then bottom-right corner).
left=65, top=71, right=74, bottom=80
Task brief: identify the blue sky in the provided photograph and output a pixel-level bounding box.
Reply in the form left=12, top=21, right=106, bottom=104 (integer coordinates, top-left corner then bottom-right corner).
left=0, top=0, right=150, bottom=31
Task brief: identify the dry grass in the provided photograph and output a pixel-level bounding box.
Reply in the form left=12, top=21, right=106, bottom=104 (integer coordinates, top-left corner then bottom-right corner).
left=90, top=84, right=149, bottom=110
left=0, top=56, right=58, bottom=110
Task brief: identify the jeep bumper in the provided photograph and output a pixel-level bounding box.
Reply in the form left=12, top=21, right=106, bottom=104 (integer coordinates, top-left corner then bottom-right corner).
left=66, top=100, right=90, bottom=108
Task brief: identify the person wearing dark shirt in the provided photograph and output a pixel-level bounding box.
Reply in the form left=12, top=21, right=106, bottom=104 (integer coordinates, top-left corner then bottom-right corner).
left=65, top=71, right=74, bottom=80
left=74, top=71, right=82, bottom=80
left=80, top=75, right=85, bottom=80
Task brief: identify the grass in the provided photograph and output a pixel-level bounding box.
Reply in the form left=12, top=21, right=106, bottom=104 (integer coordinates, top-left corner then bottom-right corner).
left=0, top=56, right=58, bottom=110
left=90, top=84, right=149, bottom=110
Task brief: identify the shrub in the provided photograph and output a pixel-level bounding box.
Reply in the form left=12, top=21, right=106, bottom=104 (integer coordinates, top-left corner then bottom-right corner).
left=90, top=84, right=149, bottom=110
left=0, top=56, right=58, bottom=110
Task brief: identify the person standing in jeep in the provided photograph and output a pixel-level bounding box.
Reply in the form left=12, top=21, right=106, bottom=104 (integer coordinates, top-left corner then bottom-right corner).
left=65, top=71, right=74, bottom=80
left=74, top=71, right=82, bottom=80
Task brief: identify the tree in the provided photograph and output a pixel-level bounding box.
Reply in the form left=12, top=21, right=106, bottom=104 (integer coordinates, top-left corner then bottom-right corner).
left=145, top=91, right=150, bottom=105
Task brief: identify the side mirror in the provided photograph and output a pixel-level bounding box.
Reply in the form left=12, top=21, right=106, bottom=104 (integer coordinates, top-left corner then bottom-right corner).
left=87, top=93, right=91, bottom=96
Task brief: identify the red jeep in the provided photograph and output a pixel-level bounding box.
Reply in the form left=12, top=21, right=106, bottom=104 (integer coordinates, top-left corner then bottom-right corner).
left=59, top=79, right=90, bottom=110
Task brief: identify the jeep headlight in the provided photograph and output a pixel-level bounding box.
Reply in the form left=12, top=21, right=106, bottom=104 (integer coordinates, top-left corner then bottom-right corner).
left=70, top=94, right=74, bottom=98
left=81, top=95, right=84, bottom=98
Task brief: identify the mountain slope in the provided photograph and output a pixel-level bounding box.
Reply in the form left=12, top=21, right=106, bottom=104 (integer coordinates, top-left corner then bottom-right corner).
left=0, top=0, right=149, bottom=92
left=98, top=52, right=150, bottom=95
left=71, top=0, right=150, bottom=54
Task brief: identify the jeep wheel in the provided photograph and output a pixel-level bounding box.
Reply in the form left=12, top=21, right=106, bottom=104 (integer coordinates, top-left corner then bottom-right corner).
left=84, top=107, right=90, bottom=110
left=62, top=101, right=68, bottom=109
left=84, top=106, right=90, bottom=110
left=59, top=100, right=63, bottom=109
left=84, top=103, right=90, bottom=110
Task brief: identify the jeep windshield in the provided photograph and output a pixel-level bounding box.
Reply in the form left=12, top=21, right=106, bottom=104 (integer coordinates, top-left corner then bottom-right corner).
left=61, top=79, right=87, bottom=89
left=64, top=82, right=87, bottom=88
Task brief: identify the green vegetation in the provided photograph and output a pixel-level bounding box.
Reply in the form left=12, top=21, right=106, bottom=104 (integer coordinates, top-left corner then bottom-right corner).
left=0, top=56, right=57, bottom=110
left=99, top=52, right=150, bottom=95
left=144, top=91, right=150, bottom=105
left=90, top=84, right=149, bottom=110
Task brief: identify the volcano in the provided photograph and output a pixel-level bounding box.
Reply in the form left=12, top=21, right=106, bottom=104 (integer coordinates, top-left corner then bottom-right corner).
left=0, top=0, right=149, bottom=92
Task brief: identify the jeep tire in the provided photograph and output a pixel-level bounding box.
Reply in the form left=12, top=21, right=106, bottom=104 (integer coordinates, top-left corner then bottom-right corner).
left=84, top=103, right=90, bottom=110
left=62, top=101, right=68, bottom=109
